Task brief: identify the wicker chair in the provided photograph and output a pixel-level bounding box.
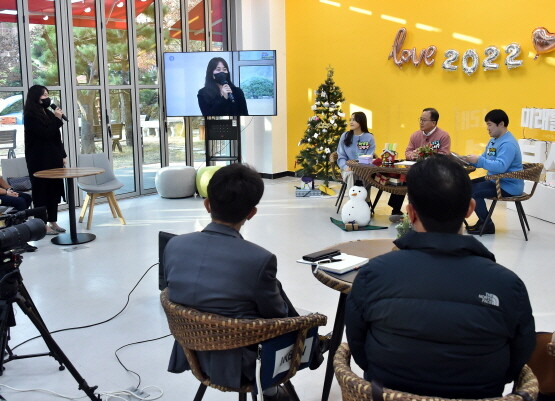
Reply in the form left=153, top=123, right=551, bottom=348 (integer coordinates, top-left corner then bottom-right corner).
left=330, top=151, right=347, bottom=214
left=527, top=331, right=555, bottom=395
left=160, top=289, right=327, bottom=401
left=479, top=162, right=544, bottom=240
left=333, top=343, right=539, bottom=401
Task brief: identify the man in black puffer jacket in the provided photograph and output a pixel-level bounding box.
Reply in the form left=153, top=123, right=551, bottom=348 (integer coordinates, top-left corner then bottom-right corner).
left=345, top=155, right=535, bottom=399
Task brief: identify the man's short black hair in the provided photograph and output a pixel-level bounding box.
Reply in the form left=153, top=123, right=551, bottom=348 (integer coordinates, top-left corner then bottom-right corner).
left=423, top=107, right=439, bottom=122
left=484, top=109, right=509, bottom=127
left=407, top=155, right=471, bottom=233
left=207, top=163, right=264, bottom=224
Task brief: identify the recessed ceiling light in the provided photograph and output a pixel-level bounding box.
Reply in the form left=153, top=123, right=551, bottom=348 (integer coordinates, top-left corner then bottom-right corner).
left=84, top=7, right=91, bottom=12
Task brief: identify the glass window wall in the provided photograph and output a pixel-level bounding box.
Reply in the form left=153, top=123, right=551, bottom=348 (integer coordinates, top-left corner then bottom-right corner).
left=0, top=0, right=230, bottom=194
left=0, top=0, right=22, bottom=87
left=28, top=0, right=59, bottom=86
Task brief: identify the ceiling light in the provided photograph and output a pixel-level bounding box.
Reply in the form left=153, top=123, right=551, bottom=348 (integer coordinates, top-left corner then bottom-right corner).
left=381, top=14, right=406, bottom=24
left=84, top=7, right=91, bottom=12
left=116, top=2, right=124, bottom=7
left=43, top=15, right=49, bottom=20
left=320, top=0, right=340, bottom=6
left=452, top=32, right=483, bottom=45
left=349, top=6, right=372, bottom=16
left=415, top=23, right=441, bottom=32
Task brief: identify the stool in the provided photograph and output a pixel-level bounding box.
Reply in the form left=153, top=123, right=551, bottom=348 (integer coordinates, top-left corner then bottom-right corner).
left=196, top=166, right=222, bottom=198
left=155, top=166, right=196, bottom=198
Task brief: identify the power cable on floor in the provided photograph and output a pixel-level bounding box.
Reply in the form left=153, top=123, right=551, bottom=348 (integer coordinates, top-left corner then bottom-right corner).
left=11, top=262, right=159, bottom=351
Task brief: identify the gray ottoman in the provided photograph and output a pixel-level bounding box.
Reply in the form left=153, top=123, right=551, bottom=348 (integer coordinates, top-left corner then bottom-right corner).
left=155, top=166, right=197, bottom=198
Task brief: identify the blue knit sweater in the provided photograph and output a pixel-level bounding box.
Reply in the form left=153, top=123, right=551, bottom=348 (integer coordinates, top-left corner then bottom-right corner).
left=337, top=132, right=376, bottom=170
left=472, top=131, right=523, bottom=195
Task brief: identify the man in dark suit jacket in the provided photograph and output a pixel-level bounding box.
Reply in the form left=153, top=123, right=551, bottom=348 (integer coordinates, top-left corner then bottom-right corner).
left=164, top=163, right=296, bottom=401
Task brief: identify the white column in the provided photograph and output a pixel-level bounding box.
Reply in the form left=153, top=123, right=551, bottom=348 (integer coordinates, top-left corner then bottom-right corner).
left=234, top=0, right=288, bottom=175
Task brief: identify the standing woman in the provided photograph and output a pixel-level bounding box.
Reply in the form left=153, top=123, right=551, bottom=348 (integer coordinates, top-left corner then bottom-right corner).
left=336, top=111, right=376, bottom=191
left=23, top=85, right=67, bottom=235
left=197, top=57, right=248, bottom=116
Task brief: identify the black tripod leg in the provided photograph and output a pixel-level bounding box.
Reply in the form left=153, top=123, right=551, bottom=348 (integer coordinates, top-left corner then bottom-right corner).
left=0, top=302, right=13, bottom=375
left=3, top=284, right=65, bottom=370
left=14, top=293, right=101, bottom=401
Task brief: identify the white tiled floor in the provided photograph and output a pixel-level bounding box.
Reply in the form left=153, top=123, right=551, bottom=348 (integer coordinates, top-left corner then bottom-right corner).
left=0, top=176, right=553, bottom=400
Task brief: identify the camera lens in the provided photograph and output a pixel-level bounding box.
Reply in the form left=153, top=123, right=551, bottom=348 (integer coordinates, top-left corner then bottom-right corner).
left=0, top=219, right=46, bottom=251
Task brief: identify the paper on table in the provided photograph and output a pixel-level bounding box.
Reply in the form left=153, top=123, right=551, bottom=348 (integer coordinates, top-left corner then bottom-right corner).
left=297, top=253, right=370, bottom=274
left=394, top=161, right=416, bottom=166
left=450, top=152, right=471, bottom=165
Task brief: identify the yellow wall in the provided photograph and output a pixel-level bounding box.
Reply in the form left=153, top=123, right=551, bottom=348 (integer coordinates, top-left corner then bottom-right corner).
left=286, top=0, right=555, bottom=170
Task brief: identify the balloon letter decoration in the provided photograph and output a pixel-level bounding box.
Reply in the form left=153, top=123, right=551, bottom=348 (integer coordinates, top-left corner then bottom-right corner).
left=462, top=49, right=479, bottom=75
left=505, top=43, right=523, bottom=69
left=483, top=46, right=500, bottom=71
left=389, top=28, right=437, bottom=68
left=442, top=50, right=459, bottom=71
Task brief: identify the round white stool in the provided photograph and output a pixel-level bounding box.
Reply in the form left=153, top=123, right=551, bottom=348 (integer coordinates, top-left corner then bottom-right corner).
left=155, top=166, right=197, bottom=198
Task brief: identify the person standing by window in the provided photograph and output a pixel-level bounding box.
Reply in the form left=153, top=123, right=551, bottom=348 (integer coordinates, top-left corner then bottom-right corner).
left=23, top=85, right=67, bottom=235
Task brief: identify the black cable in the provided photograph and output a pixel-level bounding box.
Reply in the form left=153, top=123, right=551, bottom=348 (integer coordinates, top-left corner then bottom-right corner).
left=11, top=262, right=159, bottom=351
left=240, top=116, right=255, bottom=133
left=114, top=333, right=171, bottom=389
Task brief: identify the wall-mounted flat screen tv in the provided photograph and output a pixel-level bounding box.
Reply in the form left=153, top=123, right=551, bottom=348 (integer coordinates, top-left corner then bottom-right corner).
left=164, top=50, right=277, bottom=117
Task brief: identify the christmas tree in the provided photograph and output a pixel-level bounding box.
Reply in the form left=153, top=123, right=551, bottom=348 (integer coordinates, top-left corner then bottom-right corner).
left=296, top=67, right=347, bottom=187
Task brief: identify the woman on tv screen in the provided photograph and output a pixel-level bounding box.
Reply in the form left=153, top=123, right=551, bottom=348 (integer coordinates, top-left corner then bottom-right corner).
left=197, top=57, right=249, bottom=116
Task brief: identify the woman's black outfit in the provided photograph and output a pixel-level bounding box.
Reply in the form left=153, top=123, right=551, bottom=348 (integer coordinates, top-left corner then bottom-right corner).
left=197, top=86, right=249, bottom=116
left=24, top=110, right=66, bottom=223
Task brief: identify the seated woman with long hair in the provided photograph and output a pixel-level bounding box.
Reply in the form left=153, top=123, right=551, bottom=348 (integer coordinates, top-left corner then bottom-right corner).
left=336, top=111, right=376, bottom=191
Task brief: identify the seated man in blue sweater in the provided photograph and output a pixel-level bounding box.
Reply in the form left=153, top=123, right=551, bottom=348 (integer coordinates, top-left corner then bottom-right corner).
left=345, top=155, right=535, bottom=399
left=462, top=109, right=523, bottom=234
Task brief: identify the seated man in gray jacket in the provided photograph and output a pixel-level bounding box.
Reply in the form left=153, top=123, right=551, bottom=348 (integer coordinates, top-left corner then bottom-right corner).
left=345, top=155, right=535, bottom=399
left=165, top=163, right=323, bottom=401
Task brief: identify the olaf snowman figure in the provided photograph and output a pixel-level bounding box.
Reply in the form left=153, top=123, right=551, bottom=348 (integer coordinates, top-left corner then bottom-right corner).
left=341, top=183, right=371, bottom=227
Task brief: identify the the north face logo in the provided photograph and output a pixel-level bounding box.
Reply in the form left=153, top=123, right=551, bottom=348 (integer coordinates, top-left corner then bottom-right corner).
left=479, top=292, right=500, bottom=307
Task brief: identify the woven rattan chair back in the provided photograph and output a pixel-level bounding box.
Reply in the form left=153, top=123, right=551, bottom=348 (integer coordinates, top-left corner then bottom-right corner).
left=484, top=162, right=544, bottom=200
left=161, top=288, right=327, bottom=395
left=333, top=343, right=538, bottom=401
left=480, top=162, right=544, bottom=240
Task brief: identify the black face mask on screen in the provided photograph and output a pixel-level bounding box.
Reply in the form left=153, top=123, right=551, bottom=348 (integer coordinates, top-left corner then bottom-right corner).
left=213, top=72, right=228, bottom=85
left=41, top=97, right=52, bottom=109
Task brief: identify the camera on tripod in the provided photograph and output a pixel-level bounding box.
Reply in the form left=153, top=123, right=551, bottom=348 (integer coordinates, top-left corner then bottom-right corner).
left=0, top=207, right=46, bottom=253
left=0, top=207, right=101, bottom=399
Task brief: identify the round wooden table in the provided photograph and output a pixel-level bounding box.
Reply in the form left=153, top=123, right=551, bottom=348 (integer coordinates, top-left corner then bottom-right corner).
left=34, top=167, right=104, bottom=245
left=311, top=238, right=395, bottom=401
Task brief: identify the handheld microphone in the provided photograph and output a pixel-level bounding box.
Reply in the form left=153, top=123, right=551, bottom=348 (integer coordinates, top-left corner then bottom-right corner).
left=214, top=72, right=235, bottom=103
left=50, top=103, right=69, bottom=122
left=223, top=80, right=235, bottom=103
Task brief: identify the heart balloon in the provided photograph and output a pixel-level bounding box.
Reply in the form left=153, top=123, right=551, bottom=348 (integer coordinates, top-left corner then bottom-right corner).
left=532, top=27, right=555, bottom=60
